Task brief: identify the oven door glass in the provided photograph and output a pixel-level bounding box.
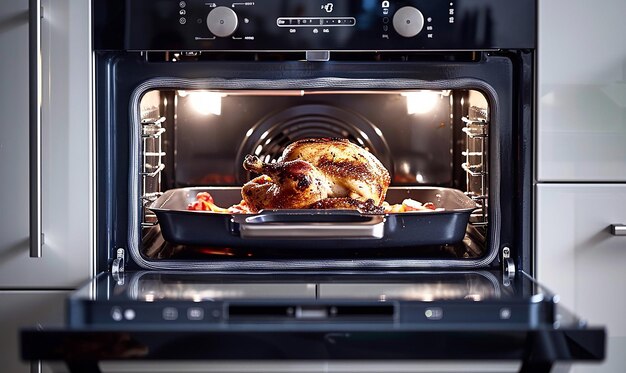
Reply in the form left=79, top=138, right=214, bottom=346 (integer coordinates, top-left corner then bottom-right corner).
left=21, top=270, right=604, bottom=371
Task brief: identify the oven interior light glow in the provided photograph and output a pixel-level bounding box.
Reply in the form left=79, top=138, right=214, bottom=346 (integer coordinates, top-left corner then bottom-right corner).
left=403, top=91, right=441, bottom=114
left=184, top=91, right=225, bottom=116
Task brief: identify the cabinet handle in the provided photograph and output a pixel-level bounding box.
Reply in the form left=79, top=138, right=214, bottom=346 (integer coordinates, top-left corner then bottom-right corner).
left=29, top=0, right=43, bottom=257
left=611, top=224, right=626, bottom=236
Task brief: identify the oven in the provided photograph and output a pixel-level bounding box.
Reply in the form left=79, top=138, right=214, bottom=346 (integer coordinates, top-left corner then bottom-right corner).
left=22, top=0, right=605, bottom=372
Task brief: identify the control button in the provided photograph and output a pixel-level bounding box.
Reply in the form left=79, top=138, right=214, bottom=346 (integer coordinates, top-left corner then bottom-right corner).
left=392, top=6, right=424, bottom=38
left=500, top=308, right=512, bottom=320
left=124, top=309, right=136, bottom=321
left=207, top=6, right=239, bottom=37
left=163, top=307, right=179, bottom=321
left=179, top=17, right=187, bottom=25
left=188, top=307, right=204, bottom=321
left=382, top=17, right=389, bottom=24
left=111, top=307, right=123, bottom=322
left=425, top=307, right=443, bottom=320
left=179, top=1, right=186, bottom=8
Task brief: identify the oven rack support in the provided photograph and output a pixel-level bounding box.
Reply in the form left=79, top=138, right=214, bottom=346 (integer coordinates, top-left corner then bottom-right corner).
left=462, top=109, right=489, bottom=226
left=140, top=117, right=166, bottom=228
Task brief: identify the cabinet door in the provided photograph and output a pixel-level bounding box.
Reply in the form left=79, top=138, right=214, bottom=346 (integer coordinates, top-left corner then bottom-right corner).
left=537, top=0, right=626, bottom=181
left=0, top=291, right=67, bottom=373
left=0, top=0, right=91, bottom=288
left=536, top=184, right=626, bottom=372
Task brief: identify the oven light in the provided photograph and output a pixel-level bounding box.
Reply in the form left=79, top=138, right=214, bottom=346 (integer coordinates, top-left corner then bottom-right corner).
left=187, top=91, right=225, bottom=116
left=403, top=91, right=440, bottom=114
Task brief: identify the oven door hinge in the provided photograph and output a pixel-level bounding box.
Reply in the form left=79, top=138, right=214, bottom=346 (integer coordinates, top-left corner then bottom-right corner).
left=502, top=247, right=515, bottom=282
left=111, top=248, right=125, bottom=280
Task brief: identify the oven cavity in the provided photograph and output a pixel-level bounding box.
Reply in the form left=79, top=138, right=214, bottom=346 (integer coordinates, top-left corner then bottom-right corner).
left=134, top=84, right=495, bottom=269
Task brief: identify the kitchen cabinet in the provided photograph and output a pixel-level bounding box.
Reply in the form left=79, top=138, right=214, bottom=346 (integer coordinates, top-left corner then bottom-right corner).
left=536, top=185, right=626, bottom=372
left=0, top=291, right=67, bottom=373
left=537, top=0, right=626, bottom=182
left=0, top=0, right=92, bottom=288
left=537, top=1, right=626, bottom=372
left=0, top=0, right=91, bottom=371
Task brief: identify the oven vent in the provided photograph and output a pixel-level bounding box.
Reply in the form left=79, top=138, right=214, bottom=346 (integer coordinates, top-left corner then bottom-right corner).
left=236, top=104, right=392, bottom=184
left=462, top=106, right=489, bottom=227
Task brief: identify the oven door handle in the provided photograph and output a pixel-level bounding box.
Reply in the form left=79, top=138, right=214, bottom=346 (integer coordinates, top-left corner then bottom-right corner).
left=29, top=0, right=43, bottom=257
left=236, top=211, right=386, bottom=240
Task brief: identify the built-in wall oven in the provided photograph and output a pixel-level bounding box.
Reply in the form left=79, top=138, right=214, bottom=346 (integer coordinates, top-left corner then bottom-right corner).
left=22, top=0, right=605, bottom=372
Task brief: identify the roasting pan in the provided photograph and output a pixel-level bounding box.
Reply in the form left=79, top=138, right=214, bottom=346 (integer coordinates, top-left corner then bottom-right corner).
left=149, top=187, right=478, bottom=249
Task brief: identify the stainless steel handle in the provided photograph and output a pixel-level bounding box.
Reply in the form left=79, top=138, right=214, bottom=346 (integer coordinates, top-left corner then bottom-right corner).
left=237, top=213, right=385, bottom=240
left=30, top=360, right=41, bottom=373
left=611, top=224, right=626, bottom=236
left=29, top=0, right=43, bottom=257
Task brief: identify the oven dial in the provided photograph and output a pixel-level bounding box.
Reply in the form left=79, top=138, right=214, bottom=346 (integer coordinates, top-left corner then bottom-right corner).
left=392, top=6, right=424, bottom=38
left=207, top=6, right=239, bottom=37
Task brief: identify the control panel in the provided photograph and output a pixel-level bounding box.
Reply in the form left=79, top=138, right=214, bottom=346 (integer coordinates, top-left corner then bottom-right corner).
left=123, top=0, right=536, bottom=51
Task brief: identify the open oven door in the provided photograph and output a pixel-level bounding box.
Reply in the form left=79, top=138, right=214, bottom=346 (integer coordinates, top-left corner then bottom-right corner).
left=21, top=270, right=604, bottom=373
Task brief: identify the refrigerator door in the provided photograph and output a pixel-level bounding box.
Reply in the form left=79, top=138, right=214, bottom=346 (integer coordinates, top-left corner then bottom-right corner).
left=22, top=270, right=604, bottom=372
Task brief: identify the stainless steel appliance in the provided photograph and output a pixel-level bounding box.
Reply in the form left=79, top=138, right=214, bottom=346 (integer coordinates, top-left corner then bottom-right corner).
left=21, top=0, right=605, bottom=372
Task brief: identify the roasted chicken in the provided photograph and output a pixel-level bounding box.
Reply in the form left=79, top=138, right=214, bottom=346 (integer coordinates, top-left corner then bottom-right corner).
left=242, top=138, right=391, bottom=213
left=242, top=155, right=332, bottom=212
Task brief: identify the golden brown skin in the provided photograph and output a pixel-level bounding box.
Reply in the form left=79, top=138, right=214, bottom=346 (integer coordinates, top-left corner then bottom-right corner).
left=278, top=138, right=391, bottom=205
left=241, top=155, right=331, bottom=213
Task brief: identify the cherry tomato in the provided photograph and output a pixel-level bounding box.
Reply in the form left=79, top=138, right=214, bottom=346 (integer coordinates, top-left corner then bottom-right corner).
left=423, top=202, right=436, bottom=210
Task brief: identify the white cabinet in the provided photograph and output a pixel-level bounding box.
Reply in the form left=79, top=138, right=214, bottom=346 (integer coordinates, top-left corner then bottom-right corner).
left=0, top=0, right=92, bottom=288
left=0, top=291, right=67, bottom=373
left=537, top=1, right=626, bottom=371
left=0, top=1, right=91, bottom=370
left=536, top=185, right=626, bottom=372
left=536, top=184, right=626, bottom=336
left=537, top=0, right=626, bottom=182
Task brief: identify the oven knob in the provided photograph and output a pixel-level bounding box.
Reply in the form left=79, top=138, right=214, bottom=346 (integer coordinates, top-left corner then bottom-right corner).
left=392, top=6, right=424, bottom=38
left=207, top=6, right=239, bottom=37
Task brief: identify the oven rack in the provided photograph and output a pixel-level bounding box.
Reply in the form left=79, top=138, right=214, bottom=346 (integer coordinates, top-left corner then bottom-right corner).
left=141, top=117, right=166, bottom=228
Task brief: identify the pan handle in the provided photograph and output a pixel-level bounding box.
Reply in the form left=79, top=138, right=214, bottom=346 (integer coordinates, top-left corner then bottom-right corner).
left=236, top=211, right=385, bottom=240
left=29, top=0, right=43, bottom=257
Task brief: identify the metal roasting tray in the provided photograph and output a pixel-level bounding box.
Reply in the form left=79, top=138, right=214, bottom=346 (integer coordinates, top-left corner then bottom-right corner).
left=149, top=187, right=479, bottom=249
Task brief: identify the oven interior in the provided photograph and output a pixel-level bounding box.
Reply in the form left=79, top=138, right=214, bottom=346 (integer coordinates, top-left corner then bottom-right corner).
left=137, top=87, right=492, bottom=265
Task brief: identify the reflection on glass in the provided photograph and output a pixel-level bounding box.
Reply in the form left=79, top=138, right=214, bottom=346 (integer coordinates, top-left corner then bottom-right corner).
left=128, top=272, right=501, bottom=302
